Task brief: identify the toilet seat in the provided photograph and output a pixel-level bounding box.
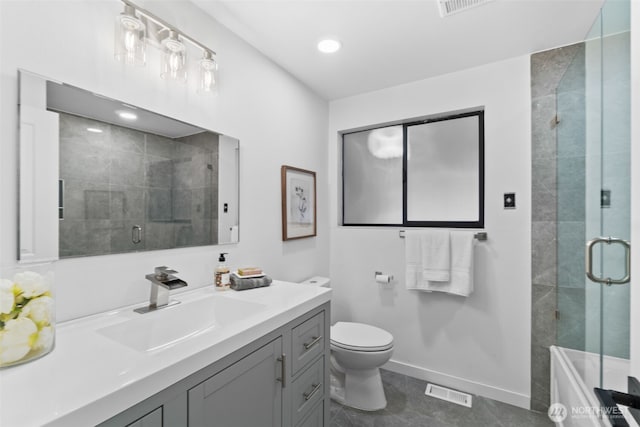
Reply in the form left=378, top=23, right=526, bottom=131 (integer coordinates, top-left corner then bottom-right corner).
left=330, top=322, right=393, bottom=352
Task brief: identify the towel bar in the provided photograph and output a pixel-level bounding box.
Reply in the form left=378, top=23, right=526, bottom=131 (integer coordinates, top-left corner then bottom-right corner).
left=398, top=230, right=487, bottom=241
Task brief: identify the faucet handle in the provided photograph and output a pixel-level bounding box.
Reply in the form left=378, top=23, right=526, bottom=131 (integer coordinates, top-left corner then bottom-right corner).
left=154, top=266, right=178, bottom=276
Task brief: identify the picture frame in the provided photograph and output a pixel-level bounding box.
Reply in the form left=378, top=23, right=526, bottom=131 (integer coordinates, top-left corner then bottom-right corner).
left=281, top=165, right=317, bottom=241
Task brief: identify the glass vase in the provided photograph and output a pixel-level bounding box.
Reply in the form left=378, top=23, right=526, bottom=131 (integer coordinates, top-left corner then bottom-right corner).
left=0, top=262, right=55, bottom=368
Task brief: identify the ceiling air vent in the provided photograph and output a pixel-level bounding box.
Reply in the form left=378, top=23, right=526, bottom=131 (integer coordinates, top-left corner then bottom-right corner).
left=438, top=0, right=494, bottom=17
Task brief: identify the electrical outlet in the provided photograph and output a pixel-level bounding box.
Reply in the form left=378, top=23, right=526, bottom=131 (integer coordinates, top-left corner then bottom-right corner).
left=504, top=193, right=516, bottom=209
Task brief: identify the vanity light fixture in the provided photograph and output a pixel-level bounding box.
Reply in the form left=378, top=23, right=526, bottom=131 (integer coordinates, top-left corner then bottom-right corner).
left=114, top=0, right=219, bottom=95
left=317, top=38, right=342, bottom=54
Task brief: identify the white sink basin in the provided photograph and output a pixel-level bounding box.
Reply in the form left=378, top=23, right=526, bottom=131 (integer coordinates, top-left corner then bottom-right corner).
left=98, top=296, right=266, bottom=352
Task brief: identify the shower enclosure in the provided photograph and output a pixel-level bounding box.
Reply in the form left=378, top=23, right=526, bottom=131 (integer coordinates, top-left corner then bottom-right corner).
left=556, top=0, right=630, bottom=393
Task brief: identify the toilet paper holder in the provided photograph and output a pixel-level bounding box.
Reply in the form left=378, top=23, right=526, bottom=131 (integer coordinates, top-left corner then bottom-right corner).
left=374, top=271, right=393, bottom=283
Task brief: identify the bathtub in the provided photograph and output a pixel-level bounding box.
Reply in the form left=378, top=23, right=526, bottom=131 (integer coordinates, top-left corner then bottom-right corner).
left=550, top=345, right=638, bottom=426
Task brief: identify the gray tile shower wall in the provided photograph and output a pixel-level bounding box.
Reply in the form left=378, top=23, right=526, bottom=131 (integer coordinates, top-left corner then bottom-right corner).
left=530, top=42, right=584, bottom=413
left=58, top=113, right=219, bottom=257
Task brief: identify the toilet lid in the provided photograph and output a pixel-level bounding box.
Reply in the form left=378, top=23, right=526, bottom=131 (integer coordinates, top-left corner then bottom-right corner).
left=330, top=322, right=393, bottom=352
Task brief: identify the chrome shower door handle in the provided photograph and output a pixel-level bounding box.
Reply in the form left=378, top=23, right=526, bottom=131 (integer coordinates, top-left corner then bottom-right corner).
left=586, top=237, right=631, bottom=285
left=132, top=225, right=143, bottom=244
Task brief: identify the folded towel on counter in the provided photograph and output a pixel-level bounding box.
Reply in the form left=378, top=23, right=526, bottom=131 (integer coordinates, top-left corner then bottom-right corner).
left=230, top=274, right=272, bottom=291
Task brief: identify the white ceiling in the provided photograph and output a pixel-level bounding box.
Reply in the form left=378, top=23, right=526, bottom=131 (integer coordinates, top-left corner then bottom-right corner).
left=192, top=0, right=605, bottom=100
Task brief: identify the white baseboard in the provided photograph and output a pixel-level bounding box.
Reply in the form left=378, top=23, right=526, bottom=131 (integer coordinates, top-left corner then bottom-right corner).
left=383, top=359, right=531, bottom=410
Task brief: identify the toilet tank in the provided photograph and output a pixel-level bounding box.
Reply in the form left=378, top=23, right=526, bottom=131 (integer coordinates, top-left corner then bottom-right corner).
left=300, top=276, right=331, bottom=288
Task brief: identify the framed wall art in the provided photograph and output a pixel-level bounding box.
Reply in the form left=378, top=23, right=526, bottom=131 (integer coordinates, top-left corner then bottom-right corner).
left=281, top=165, right=316, bottom=241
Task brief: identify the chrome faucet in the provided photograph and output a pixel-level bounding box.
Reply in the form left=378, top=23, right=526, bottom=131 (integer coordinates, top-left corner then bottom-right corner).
left=134, top=266, right=188, bottom=314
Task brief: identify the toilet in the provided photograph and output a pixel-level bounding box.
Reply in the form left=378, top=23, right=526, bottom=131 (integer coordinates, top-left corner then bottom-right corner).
left=300, top=277, right=394, bottom=411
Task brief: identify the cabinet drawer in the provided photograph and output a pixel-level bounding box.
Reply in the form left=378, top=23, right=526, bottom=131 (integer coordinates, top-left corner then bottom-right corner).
left=291, top=311, right=325, bottom=375
left=296, top=400, right=323, bottom=427
left=291, top=356, right=324, bottom=426
left=125, top=407, right=162, bottom=427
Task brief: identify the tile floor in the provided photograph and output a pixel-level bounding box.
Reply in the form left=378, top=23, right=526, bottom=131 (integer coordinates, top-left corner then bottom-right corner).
left=329, top=370, right=552, bottom=427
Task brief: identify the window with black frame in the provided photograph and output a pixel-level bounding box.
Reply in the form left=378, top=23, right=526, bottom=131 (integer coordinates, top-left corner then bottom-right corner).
left=342, top=110, right=484, bottom=228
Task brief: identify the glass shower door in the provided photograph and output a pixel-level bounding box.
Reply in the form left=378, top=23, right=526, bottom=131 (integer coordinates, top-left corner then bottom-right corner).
left=556, top=0, right=630, bottom=390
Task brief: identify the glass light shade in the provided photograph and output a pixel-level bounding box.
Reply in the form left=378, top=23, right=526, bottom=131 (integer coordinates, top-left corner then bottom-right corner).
left=160, top=32, right=187, bottom=83
left=114, top=6, right=146, bottom=67
left=0, top=263, right=55, bottom=368
left=197, top=52, right=219, bottom=94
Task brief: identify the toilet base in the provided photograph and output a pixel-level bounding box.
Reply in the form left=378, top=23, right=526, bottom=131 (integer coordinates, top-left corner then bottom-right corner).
left=329, top=368, right=387, bottom=411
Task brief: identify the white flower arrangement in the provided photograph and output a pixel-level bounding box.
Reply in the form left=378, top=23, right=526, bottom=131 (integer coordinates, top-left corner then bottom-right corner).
left=0, top=270, right=54, bottom=367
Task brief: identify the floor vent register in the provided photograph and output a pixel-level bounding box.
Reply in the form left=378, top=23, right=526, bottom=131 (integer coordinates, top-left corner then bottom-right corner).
left=425, top=383, right=473, bottom=408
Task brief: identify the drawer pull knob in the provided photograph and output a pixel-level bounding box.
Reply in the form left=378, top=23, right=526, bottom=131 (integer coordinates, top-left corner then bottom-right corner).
left=303, top=383, right=321, bottom=401
left=303, top=335, right=322, bottom=350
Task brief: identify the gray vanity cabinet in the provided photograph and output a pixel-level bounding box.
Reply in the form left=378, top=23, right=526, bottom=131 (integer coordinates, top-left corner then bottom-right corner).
left=125, top=407, right=162, bottom=427
left=187, top=337, right=283, bottom=427
left=99, top=302, right=330, bottom=427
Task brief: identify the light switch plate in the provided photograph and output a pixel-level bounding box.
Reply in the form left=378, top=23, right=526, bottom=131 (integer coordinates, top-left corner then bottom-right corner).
left=504, top=192, right=516, bottom=209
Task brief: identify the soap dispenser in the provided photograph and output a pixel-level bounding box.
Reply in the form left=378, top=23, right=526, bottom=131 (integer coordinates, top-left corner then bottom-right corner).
left=215, top=253, right=230, bottom=291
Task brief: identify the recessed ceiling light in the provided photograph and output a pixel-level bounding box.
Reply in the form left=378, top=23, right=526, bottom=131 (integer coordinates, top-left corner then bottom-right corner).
left=317, top=39, right=341, bottom=54
left=86, top=127, right=103, bottom=133
left=116, top=110, right=138, bottom=121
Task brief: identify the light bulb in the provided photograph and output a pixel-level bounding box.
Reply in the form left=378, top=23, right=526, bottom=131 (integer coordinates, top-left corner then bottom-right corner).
left=160, top=31, right=187, bottom=83
left=114, top=5, right=146, bottom=67
left=197, top=51, right=218, bottom=94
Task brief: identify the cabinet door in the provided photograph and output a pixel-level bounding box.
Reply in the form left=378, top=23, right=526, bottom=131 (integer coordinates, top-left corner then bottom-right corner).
left=188, top=337, right=283, bottom=427
left=126, top=407, right=162, bottom=427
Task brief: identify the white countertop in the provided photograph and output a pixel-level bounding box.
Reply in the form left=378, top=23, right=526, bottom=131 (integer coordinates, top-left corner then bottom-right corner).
left=0, top=281, right=331, bottom=427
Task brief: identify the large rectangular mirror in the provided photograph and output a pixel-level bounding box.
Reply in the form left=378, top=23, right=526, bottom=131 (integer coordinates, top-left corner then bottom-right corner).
left=18, top=70, right=239, bottom=261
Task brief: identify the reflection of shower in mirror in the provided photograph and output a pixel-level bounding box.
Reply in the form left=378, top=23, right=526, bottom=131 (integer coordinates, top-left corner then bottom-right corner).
left=17, top=69, right=240, bottom=262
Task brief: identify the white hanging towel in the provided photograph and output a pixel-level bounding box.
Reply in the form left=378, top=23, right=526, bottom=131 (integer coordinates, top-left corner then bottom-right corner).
left=404, top=229, right=425, bottom=290
left=420, top=230, right=451, bottom=282
left=421, top=231, right=475, bottom=296
left=405, top=230, right=475, bottom=296
left=404, top=229, right=451, bottom=290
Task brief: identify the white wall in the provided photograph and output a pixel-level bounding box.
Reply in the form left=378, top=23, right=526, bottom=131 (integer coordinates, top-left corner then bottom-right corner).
left=0, top=0, right=329, bottom=322
left=328, top=56, right=532, bottom=408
